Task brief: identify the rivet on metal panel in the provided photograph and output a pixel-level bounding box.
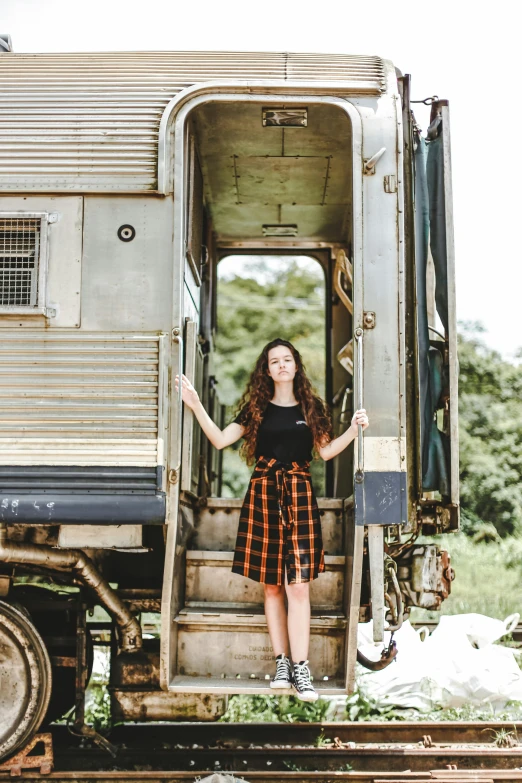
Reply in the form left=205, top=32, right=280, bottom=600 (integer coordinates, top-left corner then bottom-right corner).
left=363, top=311, right=376, bottom=329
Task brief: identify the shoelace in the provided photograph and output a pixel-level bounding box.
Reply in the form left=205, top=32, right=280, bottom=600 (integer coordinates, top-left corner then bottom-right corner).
left=274, top=656, right=291, bottom=680
left=293, top=660, right=314, bottom=691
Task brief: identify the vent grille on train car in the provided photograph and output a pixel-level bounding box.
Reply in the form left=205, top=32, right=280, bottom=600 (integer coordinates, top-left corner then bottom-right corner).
left=0, top=333, right=165, bottom=467
left=0, top=217, right=41, bottom=307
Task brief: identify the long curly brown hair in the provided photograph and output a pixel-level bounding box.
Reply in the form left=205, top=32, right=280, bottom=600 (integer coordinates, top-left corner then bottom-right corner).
left=235, top=338, right=333, bottom=465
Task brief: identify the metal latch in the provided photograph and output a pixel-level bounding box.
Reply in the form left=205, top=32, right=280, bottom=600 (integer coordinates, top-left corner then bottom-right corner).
left=363, top=147, right=386, bottom=175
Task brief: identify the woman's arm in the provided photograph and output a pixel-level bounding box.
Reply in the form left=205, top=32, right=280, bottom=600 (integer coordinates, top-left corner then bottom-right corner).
left=175, top=374, right=245, bottom=450
left=318, top=409, right=369, bottom=462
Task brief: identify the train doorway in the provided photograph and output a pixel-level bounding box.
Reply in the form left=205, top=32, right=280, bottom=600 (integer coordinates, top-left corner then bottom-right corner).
left=160, top=95, right=362, bottom=696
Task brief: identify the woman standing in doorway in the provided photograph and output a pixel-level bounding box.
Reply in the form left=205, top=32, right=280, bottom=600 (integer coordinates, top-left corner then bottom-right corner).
left=175, top=338, right=369, bottom=701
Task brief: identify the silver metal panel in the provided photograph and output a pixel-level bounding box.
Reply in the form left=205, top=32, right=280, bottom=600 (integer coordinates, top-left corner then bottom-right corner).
left=0, top=52, right=385, bottom=192
left=58, top=524, right=142, bottom=549
left=344, top=514, right=364, bottom=692
left=358, top=118, right=402, bottom=438
left=185, top=551, right=345, bottom=610
left=367, top=525, right=384, bottom=642
left=0, top=332, right=164, bottom=466
left=440, top=104, right=459, bottom=508
left=175, top=610, right=346, bottom=679
left=81, top=196, right=174, bottom=332
left=192, top=497, right=345, bottom=555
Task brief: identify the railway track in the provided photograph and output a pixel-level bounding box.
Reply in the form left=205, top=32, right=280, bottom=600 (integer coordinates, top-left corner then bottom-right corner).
left=5, top=774, right=522, bottom=783
left=3, top=723, right=522, bottom=781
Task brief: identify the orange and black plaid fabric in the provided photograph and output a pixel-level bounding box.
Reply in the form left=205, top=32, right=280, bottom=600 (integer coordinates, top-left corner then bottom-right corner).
left=232, top=455, right=325, bottom=585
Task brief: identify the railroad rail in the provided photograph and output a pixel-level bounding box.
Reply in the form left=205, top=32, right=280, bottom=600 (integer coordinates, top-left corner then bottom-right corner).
left=4, top=774, right=522, bottom=783
left=3, top=723, right=522, bottom=780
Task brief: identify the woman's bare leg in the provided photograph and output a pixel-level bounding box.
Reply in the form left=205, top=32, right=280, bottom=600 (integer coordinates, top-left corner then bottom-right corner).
left=286, top=582, right=311, bottom=662
left=264, top=583, right=289, bottom=657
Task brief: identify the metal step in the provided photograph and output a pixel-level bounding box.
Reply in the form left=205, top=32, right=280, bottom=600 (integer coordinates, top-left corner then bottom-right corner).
left=168, top=674, right=347, bottom=695
left=185, top=550, right=345, bottom=610
left=174, top=607, right=346, bottom=681
left=191, top=497, right=346, bottom=555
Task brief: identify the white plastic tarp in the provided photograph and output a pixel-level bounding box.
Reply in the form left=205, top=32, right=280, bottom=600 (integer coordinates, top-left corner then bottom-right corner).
left=355, top=613, right=521, bottom=711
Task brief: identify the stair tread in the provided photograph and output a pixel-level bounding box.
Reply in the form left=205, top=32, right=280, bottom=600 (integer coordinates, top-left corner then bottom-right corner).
left=175, top=605, right=346, bottom=626
left=169, top=674, right=347, bottom=695
left=186, top=550, right=345, bottom=564
left=184, top=601, right=341, bottom=611
left=204, top=496, right=346, bottom=509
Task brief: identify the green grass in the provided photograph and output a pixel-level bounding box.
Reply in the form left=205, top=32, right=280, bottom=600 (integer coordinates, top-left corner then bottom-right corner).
left=410, top=534, right=522, bottom=623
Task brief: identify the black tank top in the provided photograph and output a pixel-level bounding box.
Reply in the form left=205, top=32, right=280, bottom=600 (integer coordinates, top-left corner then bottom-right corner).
left=234, top=402, right=313, bottom=463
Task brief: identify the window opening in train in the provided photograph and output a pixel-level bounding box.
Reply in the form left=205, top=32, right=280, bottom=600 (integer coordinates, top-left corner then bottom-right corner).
left=0, top=214, right=50, bottom=314
left=215, top=254, right=326, bottom=498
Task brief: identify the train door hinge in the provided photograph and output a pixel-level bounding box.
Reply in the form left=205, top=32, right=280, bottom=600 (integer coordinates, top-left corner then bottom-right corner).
left=383, top=174, right=398, bottom=193
left=363, top=311, right=376, bottom=329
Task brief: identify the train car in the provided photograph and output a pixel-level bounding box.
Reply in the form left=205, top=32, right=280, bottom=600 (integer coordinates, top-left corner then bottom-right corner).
left=0, top=45, right=458, bottom=760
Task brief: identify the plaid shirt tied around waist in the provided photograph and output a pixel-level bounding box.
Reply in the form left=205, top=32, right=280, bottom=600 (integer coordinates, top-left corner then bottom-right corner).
left=231, top=455, right=325, bottom=585
left=255, top=458, right=310, bottom=529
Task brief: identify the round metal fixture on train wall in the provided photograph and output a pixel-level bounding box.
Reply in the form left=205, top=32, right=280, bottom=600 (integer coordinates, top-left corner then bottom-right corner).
left=117, top=224, right=136, bottom=242
left=0, top=600, right=52, bottom=762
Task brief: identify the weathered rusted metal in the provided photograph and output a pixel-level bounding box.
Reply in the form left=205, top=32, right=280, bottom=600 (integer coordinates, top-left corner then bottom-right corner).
left=110, top=647, right=228, bottom=721
left=357, top=638, right=398, bottom=671
left=0, top=524, right=141, bottom=653
left=0, top=601, right=51, bottom=761
left=0, top=732, right=53, bottom=776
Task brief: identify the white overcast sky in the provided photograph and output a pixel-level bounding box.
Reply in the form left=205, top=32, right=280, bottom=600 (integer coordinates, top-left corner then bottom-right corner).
left=3, top=0, right=521, bottom=361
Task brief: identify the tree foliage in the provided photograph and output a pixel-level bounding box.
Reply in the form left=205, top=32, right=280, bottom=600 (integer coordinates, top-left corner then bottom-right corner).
left=457, top=322, right=522, bottom=535
left=214, top=257, right=326, bottom=496
left=214, top=258, right=326, bottom=407
left=214, top=261, right=522, bottom=533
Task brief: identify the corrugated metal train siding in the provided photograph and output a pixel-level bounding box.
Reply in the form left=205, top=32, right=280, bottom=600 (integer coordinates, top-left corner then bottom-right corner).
left=0, top=333, right=164, bottom=466
left=0, top=52, right=386, bottom=191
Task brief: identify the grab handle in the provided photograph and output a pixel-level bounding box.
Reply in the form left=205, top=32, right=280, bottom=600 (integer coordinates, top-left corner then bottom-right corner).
left=354, top=327, right=364, bottom=483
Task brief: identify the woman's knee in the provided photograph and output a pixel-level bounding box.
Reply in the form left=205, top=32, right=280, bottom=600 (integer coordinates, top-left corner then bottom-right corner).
left=286, top=581, right=310, bottom=602
left=264, top=583, right=284, bottom=599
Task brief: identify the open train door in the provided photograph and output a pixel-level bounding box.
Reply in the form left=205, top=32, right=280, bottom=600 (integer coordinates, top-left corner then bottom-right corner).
left=419, top=100, right=459, bottom=530
left=414, top=98, right=460, bottom=531
left=345, top=92, right=460, bottom=692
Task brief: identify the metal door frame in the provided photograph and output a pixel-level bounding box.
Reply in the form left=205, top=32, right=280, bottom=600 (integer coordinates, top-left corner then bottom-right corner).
left=160, top=86, right=364, bottom=691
